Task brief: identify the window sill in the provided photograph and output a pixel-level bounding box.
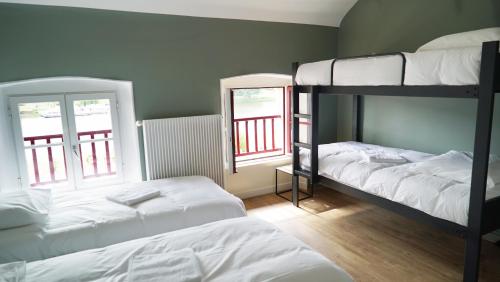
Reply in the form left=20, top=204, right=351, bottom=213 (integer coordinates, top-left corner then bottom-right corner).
left=236, top=154, right=291, bottom=168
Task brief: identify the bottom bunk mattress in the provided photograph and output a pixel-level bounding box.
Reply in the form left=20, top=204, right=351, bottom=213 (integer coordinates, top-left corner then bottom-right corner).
left=0, top=176, right=246, bottom=263
left=300, top=142, right=500, bottom=226
left=6, top=217, right=353, bottom=282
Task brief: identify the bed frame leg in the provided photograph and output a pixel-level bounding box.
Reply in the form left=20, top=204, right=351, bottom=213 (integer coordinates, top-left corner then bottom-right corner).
left=463, top=41, right=499, bottom=282
left=464, top=235, right=482, bottom=282
left=292, top=175, right=299, bottom=207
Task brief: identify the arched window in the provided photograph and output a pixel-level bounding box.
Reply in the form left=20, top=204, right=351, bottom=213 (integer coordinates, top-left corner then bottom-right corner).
left=0, top=77, right=141, bottom=190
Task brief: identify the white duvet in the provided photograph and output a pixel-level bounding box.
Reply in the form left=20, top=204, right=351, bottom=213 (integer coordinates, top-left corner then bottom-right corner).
left=0, top=176, right=246, bottom=263
left=300, top=142, right=500, bottom=226
left=21, top=217, right=353, bottom=282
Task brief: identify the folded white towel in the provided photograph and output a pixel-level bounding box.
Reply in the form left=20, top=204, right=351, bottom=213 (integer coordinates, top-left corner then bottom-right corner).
left=128, top=249, right=202, bottom=282
left=0, top=261, right=26, bottom=282
left=106, top=187, right=161, bottom=206
left=360, top=150, right=407, bottom=164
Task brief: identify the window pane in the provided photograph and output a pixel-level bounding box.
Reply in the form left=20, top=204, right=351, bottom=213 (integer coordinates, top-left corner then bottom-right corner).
left=24, top=145, right=67, bottom=187
left=232, top=88, right=284, bottom=161
left=79, top=140, right=116, bottom=178
left=74, top=99, right=112, bottom=134
left=19, top=101, right=64, bottom=140
left=18, top=101, right=68, bottom=187
left=73, top=99, right=117, bottom=180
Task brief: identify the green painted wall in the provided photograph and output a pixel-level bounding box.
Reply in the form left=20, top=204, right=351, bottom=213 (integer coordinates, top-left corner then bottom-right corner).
left=0, top=4, right=337, bottom=177
left=337, top=0, right=500, bottom=154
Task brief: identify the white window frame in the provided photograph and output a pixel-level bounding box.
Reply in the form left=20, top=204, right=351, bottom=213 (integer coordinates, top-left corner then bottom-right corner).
left=9, top=95, right=76, bottom=189
left=9, top=92, right=124, bottom=189
left=65, top=92, right=124, bottom=189
left=0, top=77, right=142, bottom=192
left=219, top=74, right=293, bottom=174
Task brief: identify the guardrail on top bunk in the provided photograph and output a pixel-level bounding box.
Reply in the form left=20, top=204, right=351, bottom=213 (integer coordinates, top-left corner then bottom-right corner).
left=291, top=41, right=499, bottom=282
left=293, top=41, right=500, bottom=98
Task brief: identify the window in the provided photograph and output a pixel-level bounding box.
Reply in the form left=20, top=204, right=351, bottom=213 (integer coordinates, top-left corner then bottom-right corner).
left=9, top=93, right=123, bottom=189
left=230, top=87, right=292, bottom=164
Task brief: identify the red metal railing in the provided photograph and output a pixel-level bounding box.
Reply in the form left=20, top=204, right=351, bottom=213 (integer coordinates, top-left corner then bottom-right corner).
left=24, top=129, right=114, bottom=186
left=233, top=115, right=282, bottom=157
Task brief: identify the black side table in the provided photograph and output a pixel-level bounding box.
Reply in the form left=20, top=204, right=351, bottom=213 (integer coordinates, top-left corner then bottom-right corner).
left=275, top=164, right=313, bottom=202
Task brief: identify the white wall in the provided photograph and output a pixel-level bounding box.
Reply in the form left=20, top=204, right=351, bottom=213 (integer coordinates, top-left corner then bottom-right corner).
left=220, top=74, right=294, bottom=198
left=0, top=77, right=142, bottom=191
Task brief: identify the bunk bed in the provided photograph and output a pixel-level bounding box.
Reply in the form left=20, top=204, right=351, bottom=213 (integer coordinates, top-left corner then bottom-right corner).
left=291, top=37, right=500, bottom=282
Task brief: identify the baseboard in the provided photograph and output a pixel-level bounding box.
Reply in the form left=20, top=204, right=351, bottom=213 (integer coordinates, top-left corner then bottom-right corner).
left=233, top=182, right=292, bottom=199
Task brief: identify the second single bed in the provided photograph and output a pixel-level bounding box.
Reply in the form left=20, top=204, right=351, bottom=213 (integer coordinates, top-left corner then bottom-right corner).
left=5, top=217, right=353, bottom=282
left=0, top=176, right=246, bottom=263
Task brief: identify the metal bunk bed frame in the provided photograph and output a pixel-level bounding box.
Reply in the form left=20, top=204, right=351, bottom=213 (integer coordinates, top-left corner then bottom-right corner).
left=291, top=41, right=500, bottom=282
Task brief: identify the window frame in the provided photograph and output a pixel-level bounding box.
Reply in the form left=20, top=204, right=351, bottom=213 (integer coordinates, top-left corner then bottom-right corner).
left=65, top=93, right=123, bottom=189
left=9, top=92, right=124, bottom=190
left=9, top=94, right=75, bottom=189
left=229, top=86, right=290, bottom=167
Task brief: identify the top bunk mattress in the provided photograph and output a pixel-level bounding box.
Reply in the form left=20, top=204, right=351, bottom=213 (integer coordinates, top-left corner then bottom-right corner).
left=295, top=47, right=485, bottom=86
left=0, top=176, right=246, bottom=263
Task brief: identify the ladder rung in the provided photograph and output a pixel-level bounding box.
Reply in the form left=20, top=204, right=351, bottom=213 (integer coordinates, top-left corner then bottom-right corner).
left=294, top=142, right=311, bottom=149
left=294, top=169, right=312, bottom=178
left=293, top=113, right=311, bottom=119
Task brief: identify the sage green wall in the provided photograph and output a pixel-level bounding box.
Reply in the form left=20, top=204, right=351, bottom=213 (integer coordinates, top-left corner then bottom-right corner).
left=337, top=0, right=500, bottom=154
left=0, top=4, right=337, bottom=177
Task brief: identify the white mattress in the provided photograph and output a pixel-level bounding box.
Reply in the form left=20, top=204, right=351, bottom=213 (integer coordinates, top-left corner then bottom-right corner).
left=0, top=176, right=246, bottom=263
left=403, top=47, right=481, bottom=85
left=19, top=217, right=353, bottom=282
left=300, top=142, right=500, bottom=226
left=295, top=47, right=484, bottom=86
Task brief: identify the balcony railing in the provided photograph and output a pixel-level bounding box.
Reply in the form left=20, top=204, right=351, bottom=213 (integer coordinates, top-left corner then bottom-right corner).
left=24, top=129, right=115, bottom=186
left=233, top=115, right=282, bottom=157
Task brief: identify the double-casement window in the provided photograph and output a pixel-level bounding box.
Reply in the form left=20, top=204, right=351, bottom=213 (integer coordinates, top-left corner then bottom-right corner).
left=9, top=93, right=123, bottom=189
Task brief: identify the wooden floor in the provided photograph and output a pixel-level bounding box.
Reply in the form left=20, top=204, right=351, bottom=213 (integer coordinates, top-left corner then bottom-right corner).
left=243, top=185, right=500, bottom=282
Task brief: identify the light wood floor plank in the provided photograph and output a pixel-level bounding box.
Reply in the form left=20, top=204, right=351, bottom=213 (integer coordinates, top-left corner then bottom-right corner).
left=244, top=185, right=500, bottom=282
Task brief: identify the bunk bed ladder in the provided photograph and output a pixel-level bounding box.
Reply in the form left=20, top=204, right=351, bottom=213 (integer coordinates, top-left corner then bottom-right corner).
left=291, top=66, right=319, bottom=206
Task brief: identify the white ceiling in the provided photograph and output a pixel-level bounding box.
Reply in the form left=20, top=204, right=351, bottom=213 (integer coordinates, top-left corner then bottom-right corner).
left=0, top=0, right=358, bottom=27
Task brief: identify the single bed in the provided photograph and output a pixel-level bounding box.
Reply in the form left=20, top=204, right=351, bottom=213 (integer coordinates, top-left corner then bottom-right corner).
left=300, top=142, right=500, bottom=226
left=3, top=217, right=353, bottom=282
left=0, top=176, right=246, bottom=263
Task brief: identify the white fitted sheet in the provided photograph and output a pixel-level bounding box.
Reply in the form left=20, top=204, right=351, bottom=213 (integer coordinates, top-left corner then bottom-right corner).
left=295, top=47, right=486, bottom=86
left=21, top=217, right=353, bottom=282
left=300, top=142, right=500, bottom=226
left=0, top=176, right=246, bottom=263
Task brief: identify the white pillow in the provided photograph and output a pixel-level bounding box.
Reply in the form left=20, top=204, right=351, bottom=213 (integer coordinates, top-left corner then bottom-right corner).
left=0, top=189, right=51, bottom=230
left=417, top=27, right=500, bottom=52
left=411, top=151, right=498, bottom=189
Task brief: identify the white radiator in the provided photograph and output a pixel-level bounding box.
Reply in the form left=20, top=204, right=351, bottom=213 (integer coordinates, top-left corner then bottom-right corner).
left=142, top=114, right=224, bottom=187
